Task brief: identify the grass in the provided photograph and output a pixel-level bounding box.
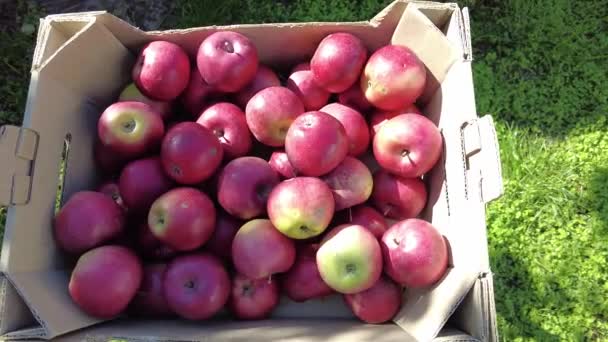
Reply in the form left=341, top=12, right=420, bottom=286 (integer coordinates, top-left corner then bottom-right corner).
left=0, top=0, right=607, bottom=340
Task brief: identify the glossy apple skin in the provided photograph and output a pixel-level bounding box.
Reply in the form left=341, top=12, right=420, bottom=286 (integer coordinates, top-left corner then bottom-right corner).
left=286, top=68, right=330, bottom=111
left=135, top=222, right=178, bottom=261
left=338, top=83, right=372, bottom=113
left=129, top=263, right=173, bottom=317
left=369, top=104, right=422, bottom=139
left=321, top=157, right=373, bottom=211
left=231, top=219, right=296, bottom=279
left=161, top=122, right=223, bottom=184
left=96, top=181, right=126, bottom=211
left=381, top=219, right=448, bottom=288
left=321, top=103, right=370, bottom=156
left=349, top=205, right=388, bottom=239
left=197, top=31, right=259, bottom=92
left=197, top=102, right=252, bottom=159
left=230, top=273, right=280, bottom=320
left=284, top=111, right=349, bottom=176
left=119, top=83, right=172, bottom=121
left=268, top=150, right=297, bottom=179
left=163, top=253, right=230, bottom=320
left=132, top=41, right=190, bottom=101
left=217, top=156, right=280, bottom=219
left=267, top=177, right=335, bottom=239
left=235, top=65, right=281, bottom=108
left=97, top=101, right=164, bottom=159
left=316, top=224, right=382, bottom=294
left=311, top=33, right=367, bottom=93
left=54, top=191, right=125, bottom=255
left=148, top=187, right=216, bottom=251
left=361, top=45, right=426, bottom=110
left=206, top=212, right=243, bottom=262
left=373, top=113, right=442, bottom=178
left=69, top=245, right=143, bottom=318
left=282, top=244, right=333, bottom=302
left=371, top=171, right=427, bottom=220
left=180, top=66, right=216, bottom=118
left=344, top=276, right=402, bottom=324
left=119, top=157, right=173, bottom=213
left=245, top=86, right=305, bottom=147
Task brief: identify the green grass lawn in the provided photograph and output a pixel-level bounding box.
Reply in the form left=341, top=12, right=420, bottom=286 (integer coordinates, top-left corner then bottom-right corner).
left=1, top=0, right=607, bottom=340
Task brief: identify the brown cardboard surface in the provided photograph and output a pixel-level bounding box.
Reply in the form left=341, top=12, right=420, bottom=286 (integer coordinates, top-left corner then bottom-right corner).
left=0, top=1, right=501, bottom=340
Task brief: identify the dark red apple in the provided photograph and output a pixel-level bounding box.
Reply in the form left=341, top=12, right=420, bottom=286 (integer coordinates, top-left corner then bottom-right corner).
left=94, top=140, right=129, bottom=176
left=373, top=113, right=442, bottom=178
left=217, top=156, right=280, bottom=219
left=230, top=273, right=279, bottom=320
left=161, top=122, right=223, bottom=184
left=135, top=221, right=177, bottom=261
left=180, top=66, right=216, bottom=118
left=97, top=101, right=164, bottom=159
left=130, top=263, right=173, bottom=317
left=371, top=171, right=427, bottom=220
left=369, top=104, right=422, bottom=139
left=311, top=32, right=367, bottom=93
left=148, top=187, right=216, bottom=251
left=54, top=191, right=125, bottom=255
left=282, top=244, right=333, bottom=302
left=321, top=156, right=373, bottom=211
left=197, top=31, right=259, bottom=92
left=268, top=150, right=297, bottom=179
left=231, top=219, right=296, bottom=279
left=206, top=212, right=242, bottom=261
left=349, top=205, right=388, bottom=239
left=132, top=41, right=190, bottom=101
left=338, top=83, right=372, bottom=112
left=119, top=83, right=172, bottom=121
left=361, top=45, right=426, bottom=110
left=96, top=180, right=125, bottom=211
left=119, top=157, right=173, bottom=213
left=163, top=253, right=230, bottom=320
left=286, top=67, right=330, bottom=111
left=344, top=276, right=402, bottom=324
left=320, top=103, right=370, bottom=156
left=245, top=86, right=304, bottom=147
left=381, top=219, right=448, bottom=288
left=235, top=65, right=281, bottom=108
left=196, top=102, right=252, bottom=159
left=69, top=245, right=142, bottom=318
left=284, top=111, right=349, bottom=176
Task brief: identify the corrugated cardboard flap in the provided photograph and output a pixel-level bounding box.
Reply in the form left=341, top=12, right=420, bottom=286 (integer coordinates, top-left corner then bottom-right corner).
left=0, top=126, right=38, bottom=206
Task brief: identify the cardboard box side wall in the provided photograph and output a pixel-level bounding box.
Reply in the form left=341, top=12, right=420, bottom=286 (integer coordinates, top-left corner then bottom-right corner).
left=0, top=1, right=502, bottom=341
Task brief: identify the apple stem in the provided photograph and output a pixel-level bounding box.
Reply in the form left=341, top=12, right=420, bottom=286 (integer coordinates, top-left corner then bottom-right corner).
left=383, top=206, right=391, bottom=216
left=393, top=237, right=400, bottom=246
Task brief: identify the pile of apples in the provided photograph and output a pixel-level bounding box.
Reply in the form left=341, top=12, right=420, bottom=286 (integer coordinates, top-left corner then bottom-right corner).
left=54, top=30, right=448, bottom=324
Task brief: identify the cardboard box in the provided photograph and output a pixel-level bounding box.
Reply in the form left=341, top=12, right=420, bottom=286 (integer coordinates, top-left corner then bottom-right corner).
left=0, top=1, right=503, bottom=340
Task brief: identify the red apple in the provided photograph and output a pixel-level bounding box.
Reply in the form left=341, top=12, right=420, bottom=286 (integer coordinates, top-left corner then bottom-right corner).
left=231, top=219, right=296, bottom=279
left=373, top=113, right=442, bottom=178
left=217, top=156, right=280, bottom=219
left=135, top=221, right=177, bottom=261
left=344, top=276, right=402, bottom=324
left=197, top=31, right=259, bottom=92
left=94, top=140, right=129, bottom=176
left=338, top=83, right=372, bottom=113
left=284, top=111, right=349, bottom=176
left=311, top=33, right=367, bottom=93
left=119, top=83, right=172, bottom=121
left=230, top=273, right=279, bottom=320
left=96, top=180, right=125, bottom=211
left=381, top=219, right=448, bottom=288
left=69, top=245, right=142, bottom=318
left=321, top=156, right=373, bottom=211
left=320, top=103, right=370, bottom=156
left=286, top=68, right=330, bottom=111
left=369, top=104, right=422, bottom=139
left=54, top=191, right=125, bottom=255
left=268, top=150, right=297, bottom=179
left=371, top=171, right=427, bottom=220
left=148, top=187, right=216, bottom=251
left=206, top=212, right=242, bottom=261
left=196, top=102, right=252, bottom=159
left=129, top=263, right=173, bottom=317
left=119, top=157, right=173, bottom=213
left=97, top=101, right=164, bottom=159
left=361, top=45, right=426, bottom=110
left=180, top=66, right=216, bottom=118
left=291, top=62, right=310, bottom=73
left=235, top=65, right=281, bottom=108
left=163, top=253, right=230, bottom=320
left=161, top=122, right=223, bottom=184
left=267, top=177, right=335, bottom=239
left=132, top=41, right=190, bottom=101
left=282, top=244, right=333, bottom=302
left=245, top=86, right=304, bottom=147
left=349, top=205, right=388, bottom=239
